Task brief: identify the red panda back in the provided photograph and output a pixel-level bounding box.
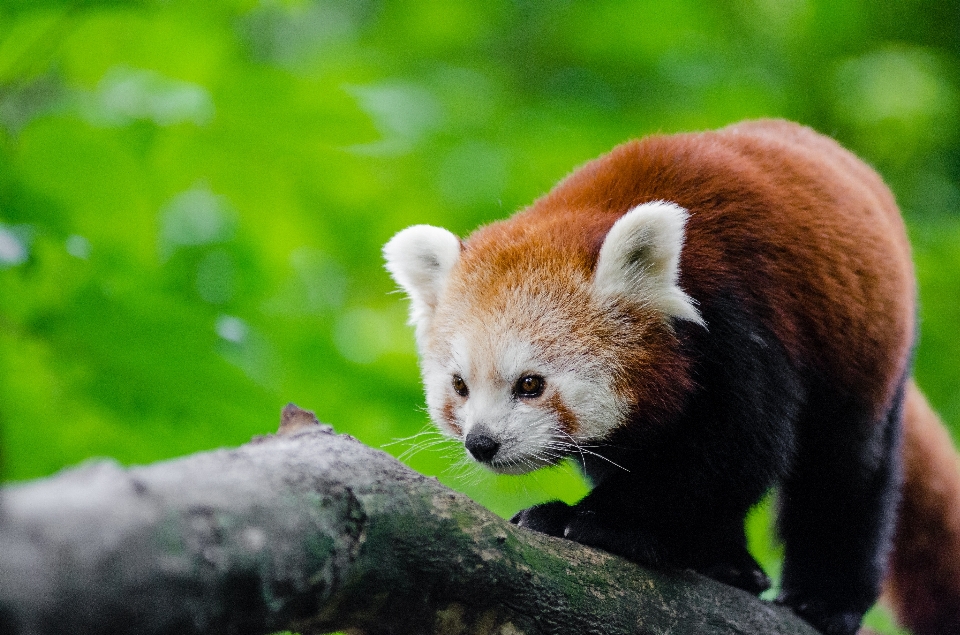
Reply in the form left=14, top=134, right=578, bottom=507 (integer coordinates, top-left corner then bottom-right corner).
left=511, top=119, right=915, bottom=420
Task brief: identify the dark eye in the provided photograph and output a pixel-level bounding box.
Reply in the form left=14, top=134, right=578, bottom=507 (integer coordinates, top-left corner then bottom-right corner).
left=514, top=374, right=545, bottom=399
left=452, top=374, right=469, bottom=397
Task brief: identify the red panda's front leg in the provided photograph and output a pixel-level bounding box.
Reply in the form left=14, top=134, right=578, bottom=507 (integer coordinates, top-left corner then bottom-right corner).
left=511, top=492, right=771, bottom=596
left=509, top=500, right=572, bottom=538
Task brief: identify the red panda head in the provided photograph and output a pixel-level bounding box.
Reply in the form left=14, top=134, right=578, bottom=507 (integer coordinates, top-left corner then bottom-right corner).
left=384, top=201, right=702, bottom=474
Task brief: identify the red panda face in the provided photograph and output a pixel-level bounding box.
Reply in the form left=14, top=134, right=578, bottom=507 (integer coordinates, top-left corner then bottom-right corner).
left=419, top=281, right=629, bottom=474
left=384, top=201, right=701, bottom=474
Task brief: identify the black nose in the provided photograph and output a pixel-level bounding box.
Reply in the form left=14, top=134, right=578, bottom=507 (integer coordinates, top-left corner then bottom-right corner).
left=465, top=433, right=500, bottom=463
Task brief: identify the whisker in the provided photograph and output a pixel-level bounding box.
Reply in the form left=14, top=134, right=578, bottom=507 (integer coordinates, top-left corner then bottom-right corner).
left=553, top=432, right=631, bottom=474
left=382, top=429, right=439, bottom=448
left=382, top=422, right=465, bottom=464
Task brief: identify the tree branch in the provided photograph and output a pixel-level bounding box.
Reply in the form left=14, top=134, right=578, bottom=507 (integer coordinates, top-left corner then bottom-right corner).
left=0, top=407, right=818, bottom=635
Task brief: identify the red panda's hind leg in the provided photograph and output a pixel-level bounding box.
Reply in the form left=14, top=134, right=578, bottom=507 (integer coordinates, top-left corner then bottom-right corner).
left=776, top=376, right=905, bottom=635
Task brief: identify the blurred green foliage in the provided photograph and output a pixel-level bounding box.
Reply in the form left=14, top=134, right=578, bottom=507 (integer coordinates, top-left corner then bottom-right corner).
left=0, top=2, right=957, bottom=633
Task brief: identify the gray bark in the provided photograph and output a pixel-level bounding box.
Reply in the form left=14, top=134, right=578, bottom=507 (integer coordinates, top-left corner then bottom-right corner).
left=0, top=406, right=819, bottom=635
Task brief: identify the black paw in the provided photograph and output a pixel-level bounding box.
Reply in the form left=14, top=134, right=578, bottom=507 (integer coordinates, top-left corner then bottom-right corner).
left=776, top=594, right=864, bottom=635
left=512, top=503, right=665, bottom=565
left=510, top=500, right=573, bottom=537
left=701, top=561, right=771, bottom=596
left=561, top=517, right=670, bottom=567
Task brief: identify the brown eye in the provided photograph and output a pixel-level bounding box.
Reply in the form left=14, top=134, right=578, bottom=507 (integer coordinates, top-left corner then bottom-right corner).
left=452, top=374, right=469, bottom=397
left=515, top=374, right=545, bottom=398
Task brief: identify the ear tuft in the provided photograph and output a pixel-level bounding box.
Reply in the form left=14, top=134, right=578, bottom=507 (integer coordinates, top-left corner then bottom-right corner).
left=383, top=224, right=461, bottom=328
left=592, top=201, right=705, bottom=327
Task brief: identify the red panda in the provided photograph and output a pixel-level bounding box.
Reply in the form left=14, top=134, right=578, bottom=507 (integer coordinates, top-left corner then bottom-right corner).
left=383, top=119, right=960, bottom=635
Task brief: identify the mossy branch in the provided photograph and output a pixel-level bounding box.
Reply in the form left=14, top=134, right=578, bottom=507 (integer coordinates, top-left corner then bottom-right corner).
left=0, top=406, right=819, bottom=635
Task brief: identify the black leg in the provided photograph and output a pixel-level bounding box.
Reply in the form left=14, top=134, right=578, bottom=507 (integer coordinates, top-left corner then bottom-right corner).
left=513, top=487, right=771, bottom=595
left=777, top=382, right=905, bottom=635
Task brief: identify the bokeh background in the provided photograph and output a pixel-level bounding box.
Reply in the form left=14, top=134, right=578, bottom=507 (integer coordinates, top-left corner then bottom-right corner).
left=1, top=2, right=958, bottom=633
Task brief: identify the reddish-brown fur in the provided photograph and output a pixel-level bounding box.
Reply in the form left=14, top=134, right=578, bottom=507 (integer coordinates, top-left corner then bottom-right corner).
left=440, top=401, right=462, bottom=436
left=546, top=393, right=580, bottom=436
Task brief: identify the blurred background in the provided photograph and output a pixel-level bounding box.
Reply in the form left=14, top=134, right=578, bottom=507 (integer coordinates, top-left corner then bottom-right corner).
left=1, top=1, right=958, bottom=633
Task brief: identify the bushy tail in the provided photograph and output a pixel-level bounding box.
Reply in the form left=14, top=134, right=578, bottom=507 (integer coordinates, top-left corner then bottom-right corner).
left=885, top=380, right=960, bottom=634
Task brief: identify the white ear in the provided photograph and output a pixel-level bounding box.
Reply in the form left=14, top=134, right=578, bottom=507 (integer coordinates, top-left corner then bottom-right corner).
left=592, top=201, right=704, bottom=326
left=383, top=224, right=461, bottom=328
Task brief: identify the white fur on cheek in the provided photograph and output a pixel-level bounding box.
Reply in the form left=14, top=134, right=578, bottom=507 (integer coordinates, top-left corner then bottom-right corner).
left=592, top=201, right=704, bottom=326
left=549, top=371, right=625, bottom=441
left=383, top=225, right=461, bottom=341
